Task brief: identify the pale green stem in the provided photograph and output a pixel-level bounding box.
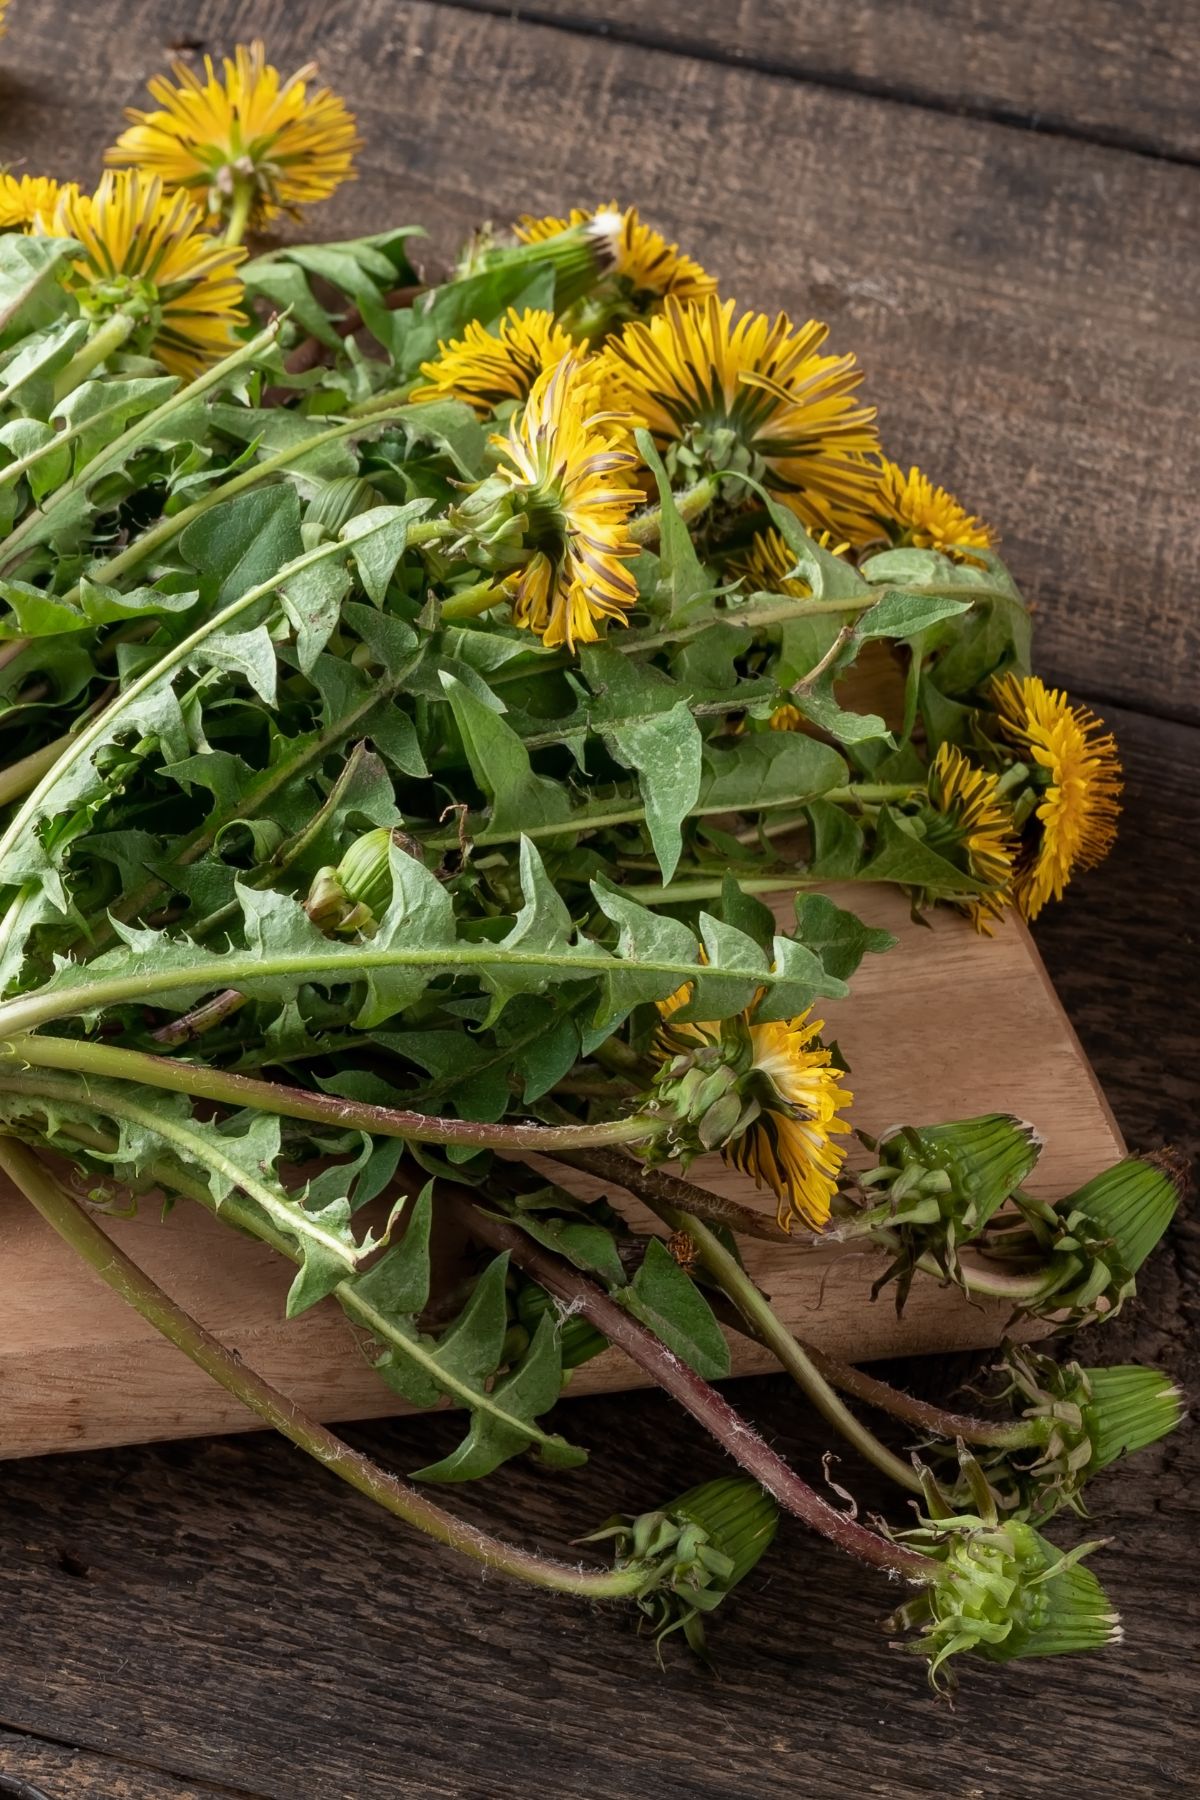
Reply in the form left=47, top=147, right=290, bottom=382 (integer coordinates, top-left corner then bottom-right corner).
left=51, top=311, right=138, bottom=403
left=633, top=1198, right=922, bottom=1493
left=628, top=475, right=719, bottom=546
left=623, top=875, right=819, bottom=905
left=440, top=578, right=504, bottom=620
left=0, top=1133, right=641, bottom=1600
left=620, top=590, right=879, bottom=659
left=223, top=178, right=255, bottom=249
left=0, top=733, right=72, bottom=809
left=0, top=1032, right=662, bottom=1152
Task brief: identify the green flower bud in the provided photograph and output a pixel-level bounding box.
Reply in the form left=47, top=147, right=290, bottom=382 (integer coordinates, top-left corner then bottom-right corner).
left=302, top=476, right=382, bottom=546
left=585, top=1476, right=779, bottom=1658
left=447, top=473, right=532, bottom=571
left=933, top=1345, right=1186, bottom=1524
left=644, top=1025, right=763, bottom=1168
left=1016, top=1154, right=1184, bottom=1326
left=305, top=828, right=424, bottom=938
left=516, top=1282, right=609, bottom=1372
left=890, top=1483, right=1121, bottom=1686
left=857, top=1114, right=1042, bottom=1301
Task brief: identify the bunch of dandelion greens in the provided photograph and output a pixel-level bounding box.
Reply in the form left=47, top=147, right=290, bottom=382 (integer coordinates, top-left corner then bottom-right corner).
left=0, top=26, right=1178, bottom=1686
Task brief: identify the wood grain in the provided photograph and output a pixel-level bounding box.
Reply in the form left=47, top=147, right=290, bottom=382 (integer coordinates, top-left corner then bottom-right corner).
left=513, top=0, right=1200, bottom=161
left=0, top=1731, right=245, bottom=1800
left=1, top=0, right=1198, bottom=721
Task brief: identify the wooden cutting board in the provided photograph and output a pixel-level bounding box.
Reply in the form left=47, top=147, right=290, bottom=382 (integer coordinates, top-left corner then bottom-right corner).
left=0, top=883, right=1123, bottom=1460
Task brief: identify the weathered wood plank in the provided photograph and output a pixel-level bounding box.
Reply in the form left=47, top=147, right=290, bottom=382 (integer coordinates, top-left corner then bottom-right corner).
left=2, top=0, right=1198, bottom=719
left=0, top=707, right=1192, bottom=1800
left=516, top=0, right=1200, bottom=162
left=0, top=1730, right=252, bottom=1800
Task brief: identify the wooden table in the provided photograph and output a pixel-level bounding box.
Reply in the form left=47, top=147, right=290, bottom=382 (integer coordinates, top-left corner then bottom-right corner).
left=1, top=4, right=1197, bottom=1794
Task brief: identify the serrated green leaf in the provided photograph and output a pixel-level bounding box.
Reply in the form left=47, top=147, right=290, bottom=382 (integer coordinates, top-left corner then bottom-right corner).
left=792, top=892, right=895, bottom=982
left=605, top=698, right=703, bottom=884
left=619, top=1237, right=730, bottom=1380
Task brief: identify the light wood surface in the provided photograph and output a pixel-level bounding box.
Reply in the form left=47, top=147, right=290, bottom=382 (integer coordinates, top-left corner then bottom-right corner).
left=0, top=883, right=1122, bottom=1460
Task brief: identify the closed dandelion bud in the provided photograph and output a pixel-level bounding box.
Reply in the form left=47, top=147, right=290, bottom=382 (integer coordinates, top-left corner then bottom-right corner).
left=305, top=827, right=422, bottom=937
left=940, top=1346, right=1187, bottom=1523
left=583, top=1476, right=778, bottom=1656
left=859, top=1114, right=1042, bottom=1300
left=889, top=1484, right=1121, bottom=1687
left=303, top=476, right=381, bottom=545
left=1017, top=1154, right=1184, bottom=1325
left=516, top=1283, right=608, bottom=1371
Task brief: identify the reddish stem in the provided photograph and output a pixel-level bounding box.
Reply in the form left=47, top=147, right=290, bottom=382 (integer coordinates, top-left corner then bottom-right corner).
left=461, top=1198, right=935, bottom=1582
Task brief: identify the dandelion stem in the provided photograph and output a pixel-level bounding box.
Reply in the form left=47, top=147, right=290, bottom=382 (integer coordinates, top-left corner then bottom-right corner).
left=628, top=475, right=719, bottom=545
left=0, top=1134, right=643, bottom=1601
left=52, top=310, right=138, bottom=402
left=440, top=578, right=504, bottom=620
left=0, top=1032, right=662, bottom=1154
left=223, top=178, right=255, bottom=249
left=548, top=1147, right=921, bottom=1491
left=461, top=1196, right=936, bottom=1581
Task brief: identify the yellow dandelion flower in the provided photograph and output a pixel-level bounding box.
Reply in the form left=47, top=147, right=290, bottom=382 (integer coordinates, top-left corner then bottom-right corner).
left=491, top=352, right=642, bottom=650
left=927, top=742, right=1018, bottom=933
left=411, top=307, right=576, bottom=415
left=0, top=2, right=7, bottom=38
left=105, top=40, right=360, bottom=235
left=603, top=296, right=880, bottom=540
left=731, top=525, right=849, bottom=598
left=35, top=172, right=246, bottom=380
left=991, top=675, right=1122, bottom=920
left=0, top=173, right=78, bottom=231
left=515, top=203, right=715, bottom=306
left=873, top=457, right=993, bottom=558
left=658, top=991, right=852, bottom=1232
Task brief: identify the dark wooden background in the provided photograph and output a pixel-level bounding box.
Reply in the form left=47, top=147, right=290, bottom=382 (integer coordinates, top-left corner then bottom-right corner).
left=1, top=3, right=1197, bottom=1794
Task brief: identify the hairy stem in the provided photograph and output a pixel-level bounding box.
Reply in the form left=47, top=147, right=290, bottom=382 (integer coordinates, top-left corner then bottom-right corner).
left=1, top=1033, right=661, bottom=1153
left=461, top=1198, right=935, bottom=1581
left=808, top=1352, right=1032, bottom=1449
left=552, top=1148, right=920, bottom=1493
left=0, top=1134, right=642, bottom=1601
